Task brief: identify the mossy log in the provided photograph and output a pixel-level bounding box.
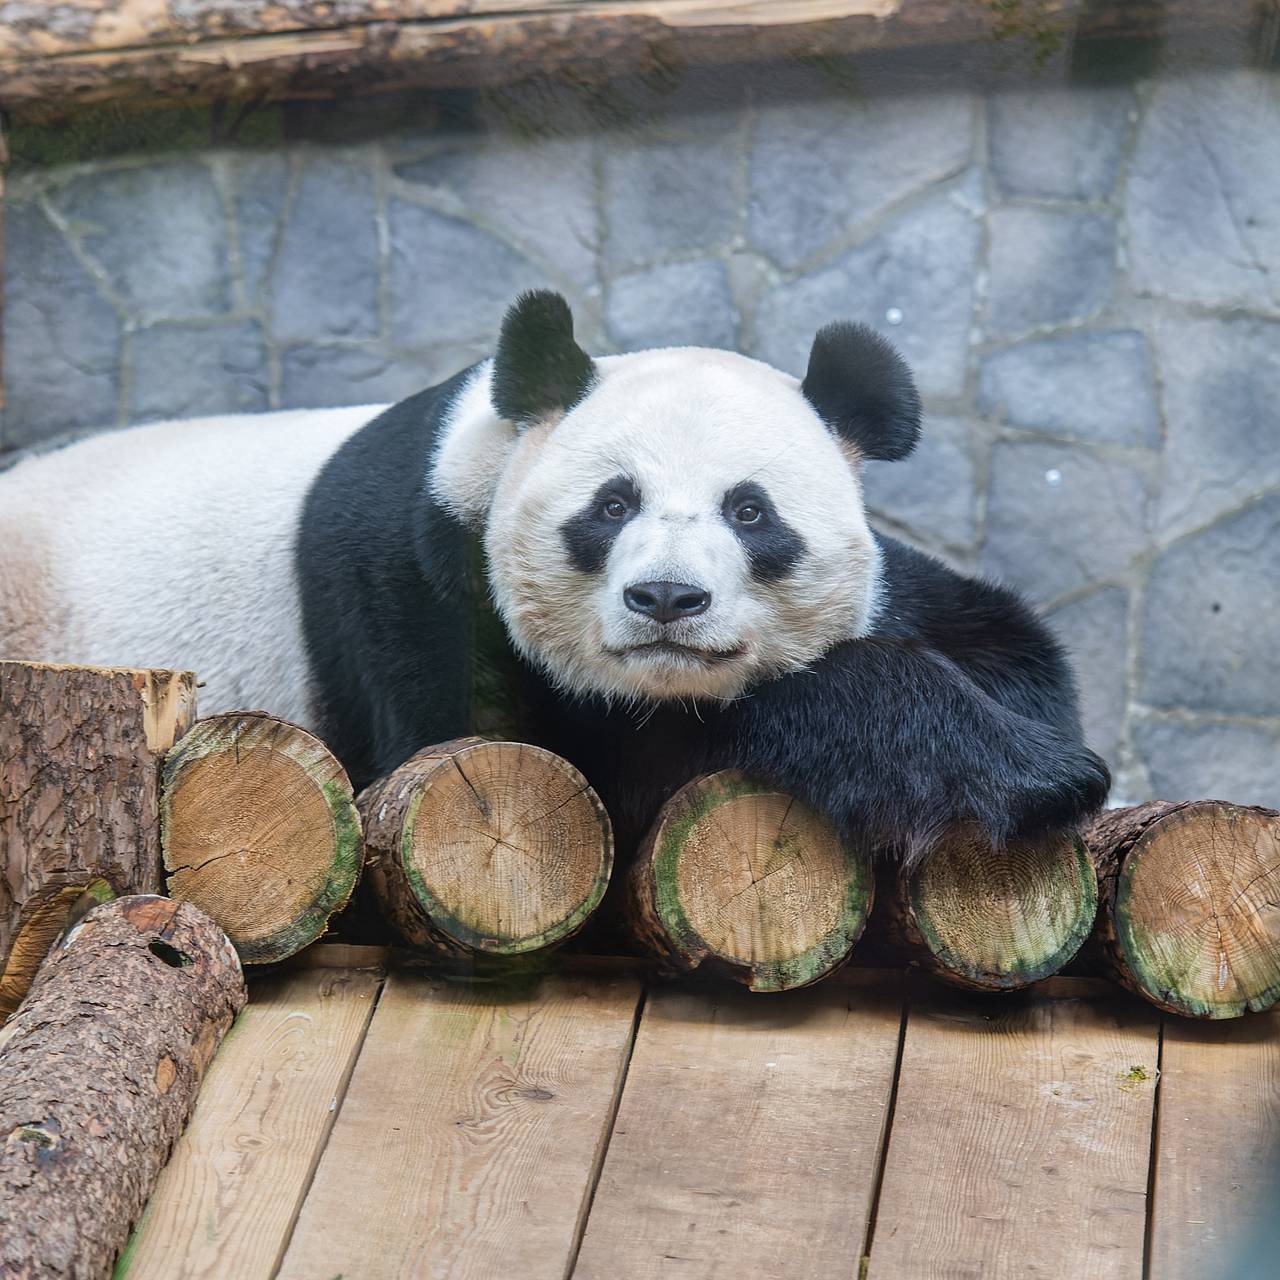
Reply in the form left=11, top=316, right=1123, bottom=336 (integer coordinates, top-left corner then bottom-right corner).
left=160, top=712, right=363, bottom=965
left=881, top=826, right=1099, bottom=991
left=1085, top=800, right=1280, bottom=1019
left=0, top=661, right=197, bottom=1020
left=626, top=771, right=873, bottom=992
left=360, top=738, right=613, bottom=956
left=0, top=895, right=245, bottom=1280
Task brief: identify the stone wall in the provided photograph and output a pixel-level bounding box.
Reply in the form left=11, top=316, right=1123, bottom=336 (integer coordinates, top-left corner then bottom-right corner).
left=3, top=61, right=1278, bottom=807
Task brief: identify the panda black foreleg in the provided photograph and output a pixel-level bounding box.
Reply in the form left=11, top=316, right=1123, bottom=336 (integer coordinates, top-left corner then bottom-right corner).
left=722, top=639, right=1110, bottom=867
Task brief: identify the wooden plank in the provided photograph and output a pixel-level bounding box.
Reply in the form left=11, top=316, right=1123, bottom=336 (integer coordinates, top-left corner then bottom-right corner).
left=573, top=972, right=906, bottom=1279
left=116, top=963, right=383, bottom=1280
left=1148, top=1011, right=1280, bottom=1280
left=3, top=0, right=1252, bottom=121
left=868, top=979, right=1159, bottom=1280
left=276, top=968, right=643, bottom=1280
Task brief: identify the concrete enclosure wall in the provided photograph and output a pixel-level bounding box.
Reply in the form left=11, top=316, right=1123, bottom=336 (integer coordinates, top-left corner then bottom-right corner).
left=3, top=55, right=1278, bottom=808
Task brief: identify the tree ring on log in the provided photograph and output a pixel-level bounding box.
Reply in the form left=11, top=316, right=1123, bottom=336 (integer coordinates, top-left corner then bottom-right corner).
left=640, top=771, right=872, bottom=992
left=387, top=740, right=613, bottom=955
left=161, top=713, right=362, bottom=965
left=1112, top=802, right=1280, bottom=1018
left=904, top=829, right=1098, bottom=990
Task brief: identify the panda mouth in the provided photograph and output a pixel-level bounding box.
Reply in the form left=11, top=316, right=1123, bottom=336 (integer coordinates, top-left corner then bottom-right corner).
left=608, top=640, right=747, bottom=665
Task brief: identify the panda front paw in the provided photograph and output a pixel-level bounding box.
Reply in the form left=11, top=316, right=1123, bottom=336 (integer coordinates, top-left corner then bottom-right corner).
left=983, top=740, right=1112, bottom=847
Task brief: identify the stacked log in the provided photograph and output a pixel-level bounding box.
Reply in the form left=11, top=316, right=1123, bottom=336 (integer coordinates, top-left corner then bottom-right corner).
left=0, top=661, right=197, bottom=1019
left=0, top=895, right=245, bottom=1279
left=881, top=825, right=1099, bottom=992
left=625, top=771, right=874, bottom=992
left=160, top=712, right=363, bottom=965
left=360, top=738, right=613, bottom=957
left=1084, top=800, right=1280, bottom=1019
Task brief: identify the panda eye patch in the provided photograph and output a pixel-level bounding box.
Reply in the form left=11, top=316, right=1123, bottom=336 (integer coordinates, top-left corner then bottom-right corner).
left=722, top=482, right=806, bottom=583
left=561, top=474, right=640, bottom=575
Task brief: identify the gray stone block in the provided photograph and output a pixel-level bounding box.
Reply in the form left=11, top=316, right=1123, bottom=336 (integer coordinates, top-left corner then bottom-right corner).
left=753, top=177, right=982, bottom=399
left=235, top=152, right=292, bottom=305
left=395, top=134, right=599, bottom=290
left=979, top=441, right=1149, bottom=603
left=984, top=208, right=1115, bottom=339
left=129, top=322, right=269, bottom=422
left=280, top=342, right=489, bottom=409
left=748, top=88, right=973, bottom=269
left=269, top=154, right=378, bottom=343
left=862, top=414, right=981, bottom=552
left=54, top=158, right=231, bottom=324
left=1132, top=716, right=1280, bottom=809
left=602, top=132, right=739, bottom=273
left=605, top=259, right=737, bottom=351
left=387, top=201, right=550, bottom=348
left=2, top=201, right=121, bottom=447
left=1046, top=586, right=1129, bottom=766
left=1139, top=495, right=1280, bottom=718
left=988, top=86, right=1133, bottom=201
left=978, top=330, right=1159, bottom=447
left=1152, top=312, right=1280, bottom=537
left=1126, top=71, right=1280, bottom=314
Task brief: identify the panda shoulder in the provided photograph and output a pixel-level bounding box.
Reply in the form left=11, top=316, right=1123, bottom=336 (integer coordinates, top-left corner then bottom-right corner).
left=871, top=533, right=1058, bottom=656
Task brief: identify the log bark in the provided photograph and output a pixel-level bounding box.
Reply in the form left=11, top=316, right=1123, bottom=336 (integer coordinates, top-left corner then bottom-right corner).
left=877, top=825, right=1098, bottom=991
left=0, top=895, right=246, bottom=1280
left=626, top=771, right=873, bottom=992
left=0, top=114, right=7, bottom=414
left=0, top=0, right=1254, bottom=121
left=359, top=738, right=613, bottom=956
left=1084, top=800, right=1280, bottom=1018
left=161, top=712, right=363, bottom=965
left=0, top=661, right=197, bottom=1020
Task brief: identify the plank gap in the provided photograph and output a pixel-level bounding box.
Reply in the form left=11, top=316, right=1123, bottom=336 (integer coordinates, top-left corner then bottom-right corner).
left=564, top=984, right=649, bottom=1279
left=1140, top=1016, right=1166, bottom=1280
left=856, top=975, right=913, bottom=1274
left=268, top=968, right=389, bottom=1278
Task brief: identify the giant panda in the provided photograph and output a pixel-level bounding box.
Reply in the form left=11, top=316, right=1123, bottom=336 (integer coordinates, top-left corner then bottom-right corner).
left=0, top=290, right=1109, bottom=864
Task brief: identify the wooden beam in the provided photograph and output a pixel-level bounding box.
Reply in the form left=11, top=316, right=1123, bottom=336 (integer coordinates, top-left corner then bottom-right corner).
left=3, top=0, right=1256, bottom=122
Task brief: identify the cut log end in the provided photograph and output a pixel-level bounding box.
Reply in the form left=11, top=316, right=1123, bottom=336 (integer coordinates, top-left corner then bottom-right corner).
left=1092, top=801, right=1280, bottom=1019
left=898, top=828, right=1098, bottom=991
left=0, top=880, right=115, bottom=1022
left=629, top=772, right=873, bottom=993
left=161, top=713, right=363, bottom=965
left=361, top=739, right=613, bottom=956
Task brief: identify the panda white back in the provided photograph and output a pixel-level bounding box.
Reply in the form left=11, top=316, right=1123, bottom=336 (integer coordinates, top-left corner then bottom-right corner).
left=0, top=403, right=382, bottom=725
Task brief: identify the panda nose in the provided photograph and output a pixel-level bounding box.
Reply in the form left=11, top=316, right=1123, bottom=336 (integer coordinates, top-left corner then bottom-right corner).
left=624, top=580, right=712, bottom=624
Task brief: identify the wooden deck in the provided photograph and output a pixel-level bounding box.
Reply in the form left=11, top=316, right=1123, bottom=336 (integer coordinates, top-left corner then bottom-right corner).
left=117, top=946, right=1280, bottom=1280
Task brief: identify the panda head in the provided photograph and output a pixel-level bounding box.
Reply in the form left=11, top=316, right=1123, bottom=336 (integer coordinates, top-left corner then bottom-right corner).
left=431, top=290, right=921, bottom=704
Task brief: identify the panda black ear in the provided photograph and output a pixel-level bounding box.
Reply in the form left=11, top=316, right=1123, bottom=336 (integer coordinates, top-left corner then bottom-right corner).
left=491, top=290, right=597, bottom=429
left=800, top=322, right=922, bottom=461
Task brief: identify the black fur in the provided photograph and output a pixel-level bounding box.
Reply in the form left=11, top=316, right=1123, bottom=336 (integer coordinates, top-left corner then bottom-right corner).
left=491, top=290, right=597, bottom=426
left=721, top=482, right=805, bottom=583
left=296, top=371, right=476, bottom=790
left=802, top=321, right=922, bottom=461
left=298, top=364, right=1108, bottom=865
left=561, top=476, right=640, bottom=575
left=528, top=536, right=1109, bottom=864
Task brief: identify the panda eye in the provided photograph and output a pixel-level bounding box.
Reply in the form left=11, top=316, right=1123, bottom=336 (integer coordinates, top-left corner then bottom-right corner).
left=603, top=498, right=629, bottom=520
left=734, top=503, right=763, bottom=525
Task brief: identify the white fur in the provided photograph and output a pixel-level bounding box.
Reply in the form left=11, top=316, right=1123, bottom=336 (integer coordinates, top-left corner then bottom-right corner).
left=434, top=348, right=882, bottom=703
left=0, top=405, right=382, bottom=726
